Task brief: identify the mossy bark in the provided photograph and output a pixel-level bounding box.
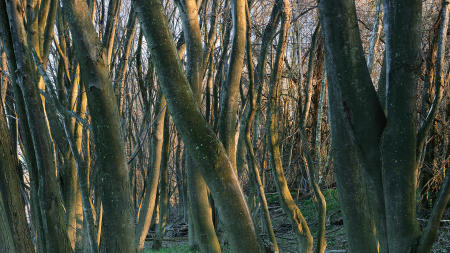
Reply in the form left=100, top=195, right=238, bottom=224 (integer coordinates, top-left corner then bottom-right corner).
left=175, top=1, right=221, bottom=252
left=134, top=1, right=261, bottom=251
left=62, top=0, right=135, bottom=252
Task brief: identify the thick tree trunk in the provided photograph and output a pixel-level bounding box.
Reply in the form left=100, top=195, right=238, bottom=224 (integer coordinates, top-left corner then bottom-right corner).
left=62, top=0, right=135, bottom=252
left=134, top=1, right=261, bottom=252
left=175, top=1, right=221, bottom=252
left=0, top=194, right=15, bottom=253
left=319, top=0, right=388, bottom=251
left=0, top=10, right=47, bottom=250
left=382, top=0, right=422, bottom=251
left=326, top=76, right=378, bottom=253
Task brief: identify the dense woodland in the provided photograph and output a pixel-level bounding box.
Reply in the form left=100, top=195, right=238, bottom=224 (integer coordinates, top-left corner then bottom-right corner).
left=0, top=0, right=449, bottom=252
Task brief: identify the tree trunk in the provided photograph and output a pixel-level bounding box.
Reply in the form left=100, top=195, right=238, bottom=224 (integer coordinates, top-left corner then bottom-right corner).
left=136, top=92, right=166, bottom=252
left=0, top=86, right=34, bottom=253
left=0, top=194, right=15, bottom=253
left=62, top=0, right=135, bottom=251
left=5, top=0, right=72, bottom=251
left=382, top=0, right=422, bottom=251
left=153, top=110, right=171, bottom=250
left=175, top=1, right=221, bottom=252
left=218, top=0, right=247, bottom=171
left=134, top=1, right=261, bottom=252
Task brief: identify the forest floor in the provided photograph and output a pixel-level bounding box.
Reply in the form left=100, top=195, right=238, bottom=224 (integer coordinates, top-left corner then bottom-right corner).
left=143, top=189, right=450, bottom=253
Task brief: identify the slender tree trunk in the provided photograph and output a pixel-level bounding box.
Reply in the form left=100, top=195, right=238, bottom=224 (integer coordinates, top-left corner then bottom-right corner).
left=366, top=0, right=383, bottom=75
left=244, top=2, right=278, bottom=252
left=266, top=1, right=313, bottom=252
left=153, top=110, right=170, bottom=250
left=218, top=0, right=247, bottom=171
left=136, top=93, right=166, bottom=252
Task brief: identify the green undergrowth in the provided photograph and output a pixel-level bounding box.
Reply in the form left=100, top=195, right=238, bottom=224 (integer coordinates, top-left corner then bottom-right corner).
left=144, top=245, right=197, bottom=253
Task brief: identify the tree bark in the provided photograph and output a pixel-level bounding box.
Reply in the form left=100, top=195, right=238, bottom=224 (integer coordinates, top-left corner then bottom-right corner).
left=136, top=92, right=166, bottom=252
left=218, top=0, right=247, bottom=171
left=175, top=1, right=221, bottom=252
left=134, top=1, right=261, bottom=252
left=62, top=0, right=136, bottom=252
left=382, top=0, right=422, bottom=251
left=319, top=0, right=388, bottom=250
left=0, top=85, right=34, bottom=253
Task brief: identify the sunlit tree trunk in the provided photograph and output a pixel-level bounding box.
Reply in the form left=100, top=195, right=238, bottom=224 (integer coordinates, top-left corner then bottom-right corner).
left=266, top=1, right=313, bottom=252
left=244, top=2, right=278, bottom=252
left=153, top=110, right=170, bottom=250
left=136, top=92, right=166, bottom=252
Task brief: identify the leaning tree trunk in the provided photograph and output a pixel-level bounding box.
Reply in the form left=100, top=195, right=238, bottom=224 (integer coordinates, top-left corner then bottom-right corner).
left=152, top=110, right=171, bottom=250
left=136, top=92, right=166, bottom=252
left=0, top=86, right=34, bottom=253
left=62, top=0, right=136, bottom=252
left=0, top=6, right=47, bottom=251
left=5, top=0, right=72, bottom=251
left=0, top=194, right=15, bottom=253
left=134, top=0, right=261, bottom=252
left=175, top=0, right=221, bottom=252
